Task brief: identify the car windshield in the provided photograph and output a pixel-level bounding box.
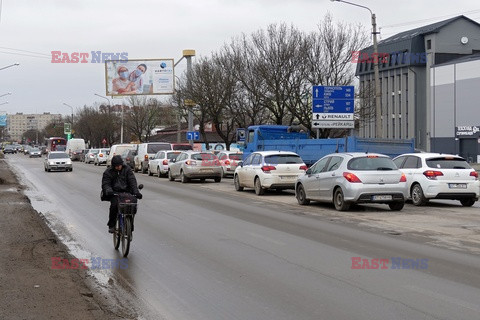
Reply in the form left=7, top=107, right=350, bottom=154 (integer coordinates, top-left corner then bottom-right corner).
left=229, top=154, right=242, bottom=160
left=426, top=157, right=471, bottom=169
left=49, top=153, right=69, bottom=159
left=264, top=154, right=303, bottom=164
left=167, top=152, right=182, bottom=160
left=172, top=144, right=193, bottom=150
left=192, top=153, right=218, bottom=161
left=348, top=156, right=397, bottom=170
left=90, top=149, right=99, bottom=154
left=147, top=144, right=171, bottom=153
left=31, top=148, right=40, bottom=151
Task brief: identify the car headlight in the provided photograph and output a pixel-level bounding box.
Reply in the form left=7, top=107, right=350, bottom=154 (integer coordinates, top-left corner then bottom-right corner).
left=49, top=161, right=55, bottom=165
left=66, top=160, right=72, bottom=164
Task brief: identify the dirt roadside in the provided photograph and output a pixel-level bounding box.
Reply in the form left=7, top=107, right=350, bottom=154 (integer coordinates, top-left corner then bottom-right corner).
left=0, top=158, right=134, bottom=320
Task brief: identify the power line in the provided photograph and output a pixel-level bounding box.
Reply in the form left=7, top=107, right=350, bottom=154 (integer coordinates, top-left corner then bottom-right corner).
left=381, top=9, right=480, bottom=29
left=0, top=46, right=50, bottom=57
left=0, top=51, right=50, bottom=59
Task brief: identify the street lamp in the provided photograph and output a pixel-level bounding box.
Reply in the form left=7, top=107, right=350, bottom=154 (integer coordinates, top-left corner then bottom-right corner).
left=0, top=92, right=11, bottom=98
left=94, top=93, right=124, bottom=144
left=331, top=0, right=382, bottom=138
left=0, top=63, right=19, bottom=71
left=62, top=102, right=74, bottom=128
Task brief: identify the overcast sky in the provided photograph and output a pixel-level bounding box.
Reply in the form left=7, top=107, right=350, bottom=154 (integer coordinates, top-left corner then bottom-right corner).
left=0, top=0, right=479, bottom=117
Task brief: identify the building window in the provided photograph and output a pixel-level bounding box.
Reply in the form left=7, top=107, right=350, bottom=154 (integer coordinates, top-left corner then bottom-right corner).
left=427, top=39, right=431, bottom=50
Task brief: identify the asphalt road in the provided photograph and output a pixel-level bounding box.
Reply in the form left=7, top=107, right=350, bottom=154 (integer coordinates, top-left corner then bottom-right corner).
left=7, top=154, right=480, bottom=320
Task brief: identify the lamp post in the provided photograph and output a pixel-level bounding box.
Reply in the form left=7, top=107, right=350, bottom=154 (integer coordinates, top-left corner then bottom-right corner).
left=62, top=103, right=74, bottom=133
left=331, top=0, right=382, bottom=138
left=0, top=63, right=19, bottom=71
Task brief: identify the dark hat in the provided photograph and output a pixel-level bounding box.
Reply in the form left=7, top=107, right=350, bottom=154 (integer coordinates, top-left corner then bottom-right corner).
left=111, top=155, right=123, bottom=166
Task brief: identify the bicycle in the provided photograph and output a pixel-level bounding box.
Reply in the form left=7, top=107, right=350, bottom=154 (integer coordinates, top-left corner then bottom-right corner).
left=113, top=184, right=143, bottom=257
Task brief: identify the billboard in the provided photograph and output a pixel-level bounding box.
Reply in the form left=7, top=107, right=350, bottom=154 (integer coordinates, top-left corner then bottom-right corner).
left=0, top=114, right=6, bottom=127
left=105, top=59, right=174, bottom=96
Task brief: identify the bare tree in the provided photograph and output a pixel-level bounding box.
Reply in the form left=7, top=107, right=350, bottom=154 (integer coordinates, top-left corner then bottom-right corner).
left=124, top=96, right=163, bottom=142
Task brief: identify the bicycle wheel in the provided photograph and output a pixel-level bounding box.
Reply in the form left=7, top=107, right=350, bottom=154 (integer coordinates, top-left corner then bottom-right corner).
left=121, top=216, right=132, bottom=257
left=113, top=216, right=121, bottom=250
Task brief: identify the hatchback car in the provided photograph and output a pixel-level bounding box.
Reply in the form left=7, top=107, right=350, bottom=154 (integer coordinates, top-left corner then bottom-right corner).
left=148, top=150, right=182, bottom=177
left=234, top=151, right=307, bottom=195
left=94, top=149, right=110, bottom=166
left=393, top=153, right=479, bottom=206
left=70, top=149, right=85, bottom=161
left=295, top=153, right=407, bottom=211
left=84, top=149, right=99, bottom=163
left=168, top=151, right=222, bottom=183
left=29, top=147, right=42, bottom=158
left=217, top=151, right=243, bottom=178
left=44, top=152, right=72, bottom=172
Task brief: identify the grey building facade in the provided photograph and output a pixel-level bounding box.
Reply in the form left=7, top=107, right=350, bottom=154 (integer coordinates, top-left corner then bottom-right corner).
left=356, top=16, right=480, bottom=156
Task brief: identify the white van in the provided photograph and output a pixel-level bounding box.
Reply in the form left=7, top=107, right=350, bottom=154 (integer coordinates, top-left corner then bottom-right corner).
left=66, top=138, right=86, bottom=158
left=134, top=142, right=172, bottom=173
left=106, top=144, right=137, bottom=167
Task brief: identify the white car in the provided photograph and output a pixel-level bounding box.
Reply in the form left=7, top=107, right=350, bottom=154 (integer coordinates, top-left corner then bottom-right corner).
left=393, top=153, right=479, bottom=206
left=134, top=142, right=171, bottom=174
left=148, top=150, right=182, bottom=177
left=94, top=148, right=110, bottom=166
left=44, top=152, right=72, bottom=172
left=234, top=151, right=307, bottom=195
left=217, top=151, right=243, bottom=178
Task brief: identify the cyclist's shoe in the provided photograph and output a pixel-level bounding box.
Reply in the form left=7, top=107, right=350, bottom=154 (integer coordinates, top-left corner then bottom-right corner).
left=108, top=227, right=115, bottom=233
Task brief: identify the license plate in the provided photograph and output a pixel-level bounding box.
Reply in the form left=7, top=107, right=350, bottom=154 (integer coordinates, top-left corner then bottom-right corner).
left=372, top=195, right=392, bottom=201
left=200, top=169, right=213, bottom=172
left=280, top=175, right=297, bottom=180
left=449, top=183, right=467, bottom=189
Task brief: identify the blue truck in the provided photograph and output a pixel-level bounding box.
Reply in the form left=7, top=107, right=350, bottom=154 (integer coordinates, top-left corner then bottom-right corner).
left=241, top=125, right=415, bottom=166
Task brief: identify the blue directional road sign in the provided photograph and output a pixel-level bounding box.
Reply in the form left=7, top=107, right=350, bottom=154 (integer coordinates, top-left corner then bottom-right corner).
left=186, top=131, right=200, bottom=141
left=313, top=86, right=354, bottom=100
left=312, top=99, right=354, bottom=113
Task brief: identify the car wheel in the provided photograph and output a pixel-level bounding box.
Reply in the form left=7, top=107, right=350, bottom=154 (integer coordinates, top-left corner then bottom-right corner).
left=388, top=202, right=404, bottom=211
left=134, top=164, right=139, bottom=172
left=333, top=188, right=350, bottom=211
left=148, top=167, right=153, bottom=176
left=47, top=168, right=51, bottom=172
left=234, top=175, right=243, bottom=191
left=214, top=177, right=221, bottom=183
left=254, top=177, right=265, bottom=195
left=296, top=184, right=310, bottom=205
left=44, top=167, right=47, bottom=172
left=221, top=168, right=226, bottom=178
left=411, top=184, right=427, bottom=206
left=168, top=170, right=175, bottom=181
left=180, top=170, right=189, bottom=183
left=157, top=167, right=162, bottom=178
left=460, top=198, right=476, bottom=207
left=141, top=163, right=148, bottom=174
left=94, top=161, right=97, bottom=166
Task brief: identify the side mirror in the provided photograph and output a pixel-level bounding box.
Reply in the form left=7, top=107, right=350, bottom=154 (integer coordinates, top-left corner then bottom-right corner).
left=238, top=161, right=243, bottom=167
left=171, top=158, right=176, bottom=163
left=306, top=168, right=312, bottom=175
left=138, top=184, right=144, bottom=190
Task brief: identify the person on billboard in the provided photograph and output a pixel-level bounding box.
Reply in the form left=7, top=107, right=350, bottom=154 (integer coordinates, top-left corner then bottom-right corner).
left=112, top=65, right=135, bottom=94
left=128, top=63, right=147, bottom=94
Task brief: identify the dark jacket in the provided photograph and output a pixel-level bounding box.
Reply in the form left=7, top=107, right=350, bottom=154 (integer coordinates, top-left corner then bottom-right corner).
left=102, top=165, right=139, bottom=197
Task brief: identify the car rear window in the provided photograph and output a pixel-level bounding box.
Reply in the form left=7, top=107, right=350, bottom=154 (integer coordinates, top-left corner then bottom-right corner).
left=229, top=154, right=242, bottom=160
left=172, top=144, right=193, bottom=150
left=264, top=154, right=303, bottom=164
left=167, top=152, right=182, bottom=160
left=192, top=153, right=218, bottom=161
left=49, top=153, right=69, bottom=159
left=348, top=156, right=397, bottom=170
left=147, top=144, right=171, bottom=153
left=426, top=157, right=471, bottom=169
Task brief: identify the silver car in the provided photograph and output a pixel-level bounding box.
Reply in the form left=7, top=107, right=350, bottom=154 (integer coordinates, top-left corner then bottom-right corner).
left=217, top=151, right=243, bottom=178
left=295, top=152, right=408, bottom=211
left=44, top=152, right=73, bottom=172
left=84, top=148, right=99, bottom=164
left=168, top=151, right=222, bottom=183
left=94, top=149, right=110, bottom=166
left=148, top=150, right=182, bottom=177
left=29, top=147, right=42, bottom=158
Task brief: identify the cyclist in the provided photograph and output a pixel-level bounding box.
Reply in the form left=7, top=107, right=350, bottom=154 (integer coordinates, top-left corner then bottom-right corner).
left=101, top=155, right=142, bottom=233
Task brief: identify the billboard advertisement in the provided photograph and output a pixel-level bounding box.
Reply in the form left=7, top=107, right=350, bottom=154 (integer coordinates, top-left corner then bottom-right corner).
left=0, top=114, right=6, bottom=127
left=105, top=59, right=174, bottom=96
